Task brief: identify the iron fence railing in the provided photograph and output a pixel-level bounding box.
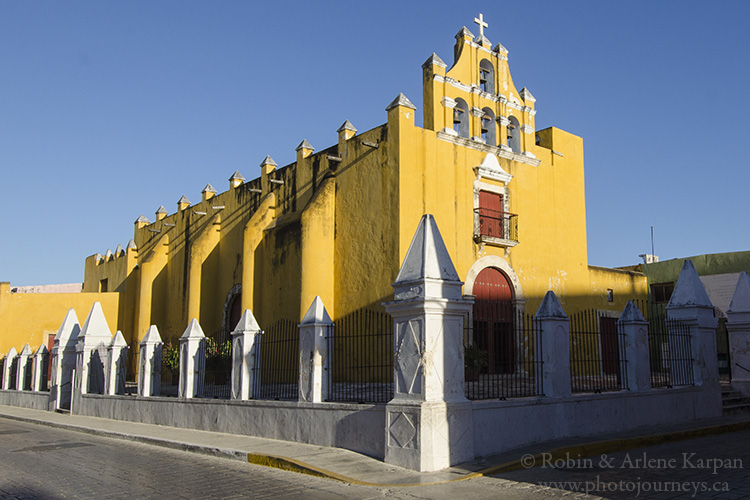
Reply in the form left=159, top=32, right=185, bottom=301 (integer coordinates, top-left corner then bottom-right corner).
left=203, top=336, right=232, bottom=399
left=569, top=310, right=627, bottom=393
left=254, top=319, right=299, bottom=400
left=465, top=304, right=543, bottom=400
left=648, top=312, right=694, bottom=388
left=38, top=351, right=50, bottom=392
left=474, top=208, right=518, bottom=242
left=328, top=309, right=393, bottom=403
left=8, top=357, right=18, bottom=390
left=160, top=343, right=180, bottom=397
left=0, top=357, right=4, bottom=389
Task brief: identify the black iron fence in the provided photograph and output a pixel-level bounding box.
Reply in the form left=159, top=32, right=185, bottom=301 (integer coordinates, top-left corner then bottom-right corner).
left=8, top=357, right=18, bottom=390
left=465, top=303, right=543, bottom=400
left=569, top=310, right=627, bottom=393
left=203, top=335, right=232, bottom=399
left=0, top=357, right=4, bottom=388
left=328, top=308, right=393, bottom=403
left=647, top=312, right=694, bottom=388
left=254, top=319, right=299, bottom=400
left=160, top=342, right=180, bottom=397
left=38, top=351, right=50, bottom=392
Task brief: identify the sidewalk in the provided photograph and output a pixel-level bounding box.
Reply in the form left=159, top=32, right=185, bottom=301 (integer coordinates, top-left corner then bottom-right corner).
left=1, top=404, right=749, bottom=487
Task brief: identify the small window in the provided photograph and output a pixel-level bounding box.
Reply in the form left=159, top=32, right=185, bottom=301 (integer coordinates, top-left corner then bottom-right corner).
left=99, top=279, right=108, bottom=293
left=607, top=289, right=614, bottom=302
left=651, top=283, right=674, bottom=304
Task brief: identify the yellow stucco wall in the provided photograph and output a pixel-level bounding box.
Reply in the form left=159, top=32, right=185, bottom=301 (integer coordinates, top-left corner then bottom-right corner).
left=0, top=282, right=120, bottom=355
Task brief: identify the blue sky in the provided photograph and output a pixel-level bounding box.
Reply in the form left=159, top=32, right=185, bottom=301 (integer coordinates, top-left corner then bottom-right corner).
left=1, top=1, right=749, bottom=286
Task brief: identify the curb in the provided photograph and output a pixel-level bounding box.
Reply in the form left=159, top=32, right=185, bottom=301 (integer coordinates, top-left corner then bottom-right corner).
left=2, top=410, right=750, bottom=487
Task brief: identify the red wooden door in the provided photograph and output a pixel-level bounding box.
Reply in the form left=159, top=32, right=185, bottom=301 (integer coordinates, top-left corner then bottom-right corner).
left=472, top=267, right=514, bottom=374
left=599, top=317, right=619, bottom=375
left=478, top=191, right=503, bottom=239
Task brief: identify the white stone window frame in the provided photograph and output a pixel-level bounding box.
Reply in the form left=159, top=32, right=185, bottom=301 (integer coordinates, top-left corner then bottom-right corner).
left=473, top=157, right=517, bottom=248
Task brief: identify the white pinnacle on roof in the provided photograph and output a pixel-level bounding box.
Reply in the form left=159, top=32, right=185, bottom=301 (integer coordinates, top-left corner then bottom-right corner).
left=386, top=93, right=416, bottom=111
left=296, top=140, right=314, bottom=151
left=520, top=87, right=536, bottom=103
left=202, top=183, right=217, bottom=194
left=260, top=155, right=277, bottom=167
left=456, top=26, right=474, bottom=39
left=126, top=239, right=137, bottom=251
left=422, top=52, right=447, bottom=69
left=156, top=205, right=168, bottom=215
left=337, top=120, right=357, bottom=133
left=229, top=170, right=245, bottom=182
left=135, top=215, right=151, bottom=225
left=178, top=195, right=190, bottom=205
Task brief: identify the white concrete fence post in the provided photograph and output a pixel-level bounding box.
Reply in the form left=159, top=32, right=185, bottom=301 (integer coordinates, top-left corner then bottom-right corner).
left=535, top=291, right=572, bottom=398
left=74, top=302, right=113, bottom=400
left=138, top=325, right=163, bottom=397
left=106, top=331, right=129, bottom=396
left=49, top=309, right=81, bottom=411
left=666, top=260, right=721, bottom=418
left=383, top=214, right=475, bottom=472
left=618, top=300, right=651, bottom=392
left=16, top=344, right=32, bottom=390
left=31, top=344, right=49, bottom=392
left=231, top=309, right=263, bottom=400
left=179, top=319, right=206, bottom=399
left=2, top=348, right=17, bottom=390
left=726, top=271, right=750, bottom=396
left=298, top=297, right=333, bottom=403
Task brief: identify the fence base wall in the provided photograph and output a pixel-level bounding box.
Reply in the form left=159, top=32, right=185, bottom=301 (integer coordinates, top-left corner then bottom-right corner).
left=472, top=386, right=721, bottom=458
left=0, top=390, right=50, bottom=411
left=74, top=394, right=386, bottom=459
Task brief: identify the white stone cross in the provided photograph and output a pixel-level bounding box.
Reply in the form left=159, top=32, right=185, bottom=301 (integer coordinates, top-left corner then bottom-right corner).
left=474, top=13, right=488, bottom=37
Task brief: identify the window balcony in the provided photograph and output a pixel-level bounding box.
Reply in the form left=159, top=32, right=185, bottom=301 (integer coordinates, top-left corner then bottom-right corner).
left=474, top=208, right=518, bottom=247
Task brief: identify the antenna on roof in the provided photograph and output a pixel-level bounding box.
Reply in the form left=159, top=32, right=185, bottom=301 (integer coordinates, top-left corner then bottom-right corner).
left=651, top=226, right=655, bottom=258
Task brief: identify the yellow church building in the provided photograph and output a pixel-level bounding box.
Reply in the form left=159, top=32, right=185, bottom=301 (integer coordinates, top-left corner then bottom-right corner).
left=1, top=17, right=647, bottom=370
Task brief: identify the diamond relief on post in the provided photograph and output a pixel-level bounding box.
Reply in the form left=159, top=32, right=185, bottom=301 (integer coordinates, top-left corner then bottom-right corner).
left=389, top=412, right=418, bottom=449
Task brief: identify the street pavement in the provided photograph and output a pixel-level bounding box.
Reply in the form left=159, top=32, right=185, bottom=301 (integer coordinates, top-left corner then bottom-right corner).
left=1, top=404, right=750, bottom=499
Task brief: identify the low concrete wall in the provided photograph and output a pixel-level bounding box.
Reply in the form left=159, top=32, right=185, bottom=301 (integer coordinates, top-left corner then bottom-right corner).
left=0, top=390, right=50, bottom=411
left=472, top=386, right=721, bottom=457
left=76, top=394, right=386, bottom=459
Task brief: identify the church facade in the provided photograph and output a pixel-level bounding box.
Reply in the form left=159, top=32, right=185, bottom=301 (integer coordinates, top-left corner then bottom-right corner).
left=3, top=18, right=647, bottom=359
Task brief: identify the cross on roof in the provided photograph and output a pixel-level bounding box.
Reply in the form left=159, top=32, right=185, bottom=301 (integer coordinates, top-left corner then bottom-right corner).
left=474, top=13, right=488, bottom=38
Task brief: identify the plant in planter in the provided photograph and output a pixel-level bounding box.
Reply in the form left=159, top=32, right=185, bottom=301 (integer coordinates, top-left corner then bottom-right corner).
left=464, top=344, right=488, bottom=382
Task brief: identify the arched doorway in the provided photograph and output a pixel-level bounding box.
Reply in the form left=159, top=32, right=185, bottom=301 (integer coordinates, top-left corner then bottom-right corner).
left=472, top=267, right=515, bottom=374
left=221, top=284, right=242, bottom=342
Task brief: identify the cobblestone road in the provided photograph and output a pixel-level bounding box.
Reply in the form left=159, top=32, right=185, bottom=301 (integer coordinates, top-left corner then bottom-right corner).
left=0, top=419, right=587, bottom=500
